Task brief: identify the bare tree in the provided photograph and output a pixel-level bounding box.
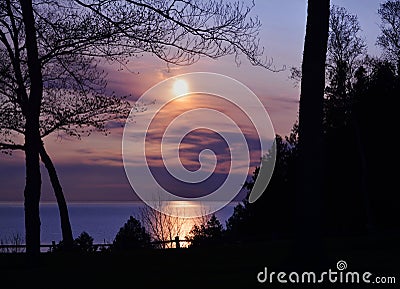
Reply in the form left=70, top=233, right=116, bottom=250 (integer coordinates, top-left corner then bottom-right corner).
left=327, top=5, right=366, bottom=95
left=1, top=0, right=272, bottom=256
left=138, top=201, right=188, bottom=248
left=290, top=5, right=366, bottom=99
left=0, top=0, right=132, bottom=251
left=324, top=5, right=372, bottom=234
left=325, top=5, right=366, bottom=129
left=138, top=201, right=217, bottom=248
left=377, top=0, right=400, bottom=73
left=0, top=233, right=25, bottom=253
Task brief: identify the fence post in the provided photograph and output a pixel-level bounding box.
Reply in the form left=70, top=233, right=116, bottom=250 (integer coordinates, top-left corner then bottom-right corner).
left=174, top=236, right=180, bottom=249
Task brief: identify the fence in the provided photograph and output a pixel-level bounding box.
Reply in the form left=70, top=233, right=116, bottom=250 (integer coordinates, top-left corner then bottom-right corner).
left=0, top=236, right=187, bottom=253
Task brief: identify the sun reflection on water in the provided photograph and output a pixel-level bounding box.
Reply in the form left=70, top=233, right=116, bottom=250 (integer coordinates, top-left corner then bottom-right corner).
left=139, top=201, right=234, bottom=248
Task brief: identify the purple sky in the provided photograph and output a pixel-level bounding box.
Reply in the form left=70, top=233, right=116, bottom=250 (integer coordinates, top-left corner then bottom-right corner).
left=0, top=0, right=384, bottom=203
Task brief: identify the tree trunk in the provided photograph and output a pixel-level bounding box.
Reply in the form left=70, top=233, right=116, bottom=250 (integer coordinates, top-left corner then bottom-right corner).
left=24, top=123, right=41, bottom=258
left=39, top=144, right=74, bottom=249
left=20, top=0, right=74, bottom=254
left=20, top=0, right=44, bottom=258
left=295, top=0, right=330, bottom=267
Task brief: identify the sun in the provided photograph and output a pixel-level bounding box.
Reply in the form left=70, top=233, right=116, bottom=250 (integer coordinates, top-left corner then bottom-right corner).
left=173, top=79, right=189, bottom=97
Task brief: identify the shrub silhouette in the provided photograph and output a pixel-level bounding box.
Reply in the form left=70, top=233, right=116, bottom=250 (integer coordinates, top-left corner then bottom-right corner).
left=186, top=214, right=224, bottom=247
left=112, top=216, right=152, bottom=250
left=51, top=231, right=95, bottom=253
left=74, top=231, right=95, bottom=253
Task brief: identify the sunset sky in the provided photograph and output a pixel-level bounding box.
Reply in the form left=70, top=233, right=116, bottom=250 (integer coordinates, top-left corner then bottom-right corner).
left=0, top=0, right=383, bottom=203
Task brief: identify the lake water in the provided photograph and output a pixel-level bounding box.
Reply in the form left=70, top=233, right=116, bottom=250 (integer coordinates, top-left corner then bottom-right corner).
left=0, top=202, right=237, bottom=244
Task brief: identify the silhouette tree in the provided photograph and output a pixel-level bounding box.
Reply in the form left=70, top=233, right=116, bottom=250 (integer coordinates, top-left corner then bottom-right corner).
left=225, top=126, right=298, bottom=242
left=52, top=231, right=96, bottom=252
left=0, top=0, right=273, bottom=256
left=138, top=202, right=187, bottom=249
left=295, top=0, right=330, bottom=265
left=323, top=5, right=368, bottom=234
left=0, top=0, right=131, bottom=252
left=225, top=199, right=251, bottom=241
left=20, top=0, right=44, bottom=258
left=226, top=0, right=399, bottom=247
left=74, top=231, right=95, bottom=253
left=354, top=58, right=400, bottom=230
left=186, top=214, right=224, bottom=247
left=377, top=0, right=400, bottom=73
left=113, top=216, right=152, bottom=250
left=321, top=2, right=400, bottom=234
left=325, top=5, right=366, bottom=130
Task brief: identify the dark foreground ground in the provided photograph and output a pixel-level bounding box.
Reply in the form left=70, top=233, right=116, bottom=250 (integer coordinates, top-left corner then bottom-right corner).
left=1, top=235, right=399, bottom=289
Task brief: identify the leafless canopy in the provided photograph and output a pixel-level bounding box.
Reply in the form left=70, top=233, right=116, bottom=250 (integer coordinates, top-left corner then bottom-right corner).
left=377, top=0, right=400, bottom=68
left=138, top=202, right=187, bottom=248
left=327, top=5, right=366, bottom=82
left=1, top=0, right=272, bottom=152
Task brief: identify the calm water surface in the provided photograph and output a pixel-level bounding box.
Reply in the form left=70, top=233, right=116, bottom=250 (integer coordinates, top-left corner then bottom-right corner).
left=0, top=202, right=236, bottom=244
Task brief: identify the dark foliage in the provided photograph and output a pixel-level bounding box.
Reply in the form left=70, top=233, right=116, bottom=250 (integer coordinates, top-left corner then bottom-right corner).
left=226, top=1, right=400, bottom=243
left=186, top=214, right=224, bottom=247
left=225, top=127, right=299, bottom=243
left=73, top=231, right=95, bottom=253
left=112, top=216, right=152, bottom=251
left=52, top=231, right=95, bottom=253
